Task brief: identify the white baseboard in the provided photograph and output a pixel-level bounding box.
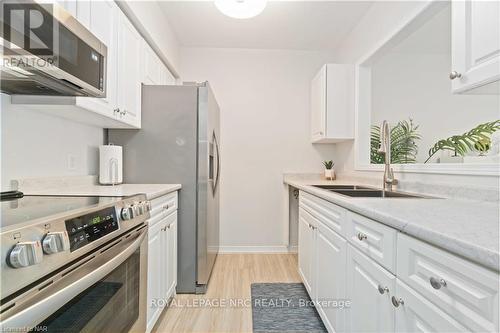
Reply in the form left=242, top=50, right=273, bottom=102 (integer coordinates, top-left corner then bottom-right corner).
left=218, top=245, right=295, bottom=254
left=288, top=245, right=298, bottom=253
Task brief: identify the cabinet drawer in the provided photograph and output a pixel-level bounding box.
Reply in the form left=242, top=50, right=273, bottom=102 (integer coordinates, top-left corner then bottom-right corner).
left=397, top=233, right=499, bottom=332
left=345, top=211, right=396, bottom=273
left=150, top=192, right=177, bottom=219
left=299, top=191, right=346, bottom=236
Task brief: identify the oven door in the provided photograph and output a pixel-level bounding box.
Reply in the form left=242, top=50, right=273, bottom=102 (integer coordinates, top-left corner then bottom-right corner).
left=0, top=225, right=147, bottom=333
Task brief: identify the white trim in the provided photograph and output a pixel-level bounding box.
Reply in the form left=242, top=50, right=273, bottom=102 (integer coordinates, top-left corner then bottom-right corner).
left=353, top=1, right=498, bottom=177
left=218, top=246, right=291, bottom=254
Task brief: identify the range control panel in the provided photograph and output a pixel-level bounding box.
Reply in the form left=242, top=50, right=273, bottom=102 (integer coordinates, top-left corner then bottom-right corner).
left=65, top=206, right=119, bottom=252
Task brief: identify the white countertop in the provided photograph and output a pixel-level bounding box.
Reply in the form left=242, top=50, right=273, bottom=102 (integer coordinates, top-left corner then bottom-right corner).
left=285, top=177, right=500, bottom=272
left=21, top=183, right=181, bottom=200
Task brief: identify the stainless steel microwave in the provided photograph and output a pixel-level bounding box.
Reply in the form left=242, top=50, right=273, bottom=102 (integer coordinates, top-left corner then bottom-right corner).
left=0, top=1, right=107, bottom=97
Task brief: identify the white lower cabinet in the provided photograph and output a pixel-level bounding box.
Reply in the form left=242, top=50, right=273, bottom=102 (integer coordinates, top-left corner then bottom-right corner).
left=316, top=222, right=346, bottom=333
left=346, top=244, right=395, bottom=333
left=297, top=190, right=499, bottom=333
left=298, top=209, right=315, bottom=294
left=146, top=192, right=178, bottom=333
left=394, top=279, right=468, bottom=332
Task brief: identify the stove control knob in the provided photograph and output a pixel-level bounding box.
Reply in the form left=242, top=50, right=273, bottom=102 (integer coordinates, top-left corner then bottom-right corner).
left=145, top=201, right=151, bottom=212
left=137, top=202, right=145, bottom=215
left=9, top=241, right=43, bottom=268
left=121, top=206, right=132, bottom=220
left=42, top=232, right=70, bottom=254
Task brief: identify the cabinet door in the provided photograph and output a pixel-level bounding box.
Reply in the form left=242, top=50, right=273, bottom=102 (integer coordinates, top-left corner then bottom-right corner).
left=311, top=65, right=327, bottom=142
left=451, top=0, right=500, bottom=92
left=143, top=43, right=161, bottom=85
left=346, top=244, right=395, bottom=333
left=395, top=279, right=469, bottom=332
left=117, top=10, right=142, bottom=128
left=76, top=0, right=118, bottom=119
left=147, top=220, right=164, bottom=331
left=166, top=215, right=177, bottom=298
left=298, top=210, right=314, bottom=294
left=316, top=223, right=346, bottom=333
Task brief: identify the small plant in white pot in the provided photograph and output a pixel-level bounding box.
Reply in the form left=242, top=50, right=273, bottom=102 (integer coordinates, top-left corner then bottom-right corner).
left=323, top=160, right=335, bottom=180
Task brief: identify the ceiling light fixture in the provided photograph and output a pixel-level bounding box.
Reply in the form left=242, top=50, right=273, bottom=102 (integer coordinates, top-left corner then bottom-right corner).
left=214, top=0, right=267, bottom=19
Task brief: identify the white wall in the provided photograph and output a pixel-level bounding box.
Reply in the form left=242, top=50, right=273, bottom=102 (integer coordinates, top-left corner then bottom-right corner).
left=1, top=94, right=102, bottom=190
left=334, top=0, right=499, bottom=186
left=180, top=47, right=336, bottom=250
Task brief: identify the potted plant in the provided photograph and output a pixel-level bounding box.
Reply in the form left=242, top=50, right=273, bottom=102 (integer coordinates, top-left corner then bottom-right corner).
left=323, top=160, right=335, bottom=180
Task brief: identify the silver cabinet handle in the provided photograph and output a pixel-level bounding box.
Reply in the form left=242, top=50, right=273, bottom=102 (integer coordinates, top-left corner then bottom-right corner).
left=113, top=108, right=120, bottom=115
left=357, top=232, right=367, bottom=241
left=163, top=204, right=170, bottom=210
left=378, top=285, right=389, bottom=294
left=449, top=71, right=462, bottom=80
left=120, top=110, right=127, bottom=116
left=391, top=296, right=404, bottom=307
left=429, top=277, right=446, bottom=289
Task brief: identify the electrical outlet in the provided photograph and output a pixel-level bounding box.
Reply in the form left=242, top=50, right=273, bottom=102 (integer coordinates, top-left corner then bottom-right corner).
left=67, top=154, right=76, bottom=170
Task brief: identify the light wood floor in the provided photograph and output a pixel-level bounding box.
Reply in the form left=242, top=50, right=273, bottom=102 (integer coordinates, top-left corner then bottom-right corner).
left=153, top=254, right=301, bottom=333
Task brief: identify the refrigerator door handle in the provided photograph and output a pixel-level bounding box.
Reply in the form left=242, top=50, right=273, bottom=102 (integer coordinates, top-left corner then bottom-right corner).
left=212, top=131, right=220, bottom=195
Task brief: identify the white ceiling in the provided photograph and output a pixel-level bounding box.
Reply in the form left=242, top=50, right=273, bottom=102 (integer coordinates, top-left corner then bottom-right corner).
left=158, top=1, right=374, bottom=51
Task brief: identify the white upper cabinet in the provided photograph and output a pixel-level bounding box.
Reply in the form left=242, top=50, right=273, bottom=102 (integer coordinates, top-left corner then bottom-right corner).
left=310, top=64, right=354, bottom=143
left=116, top=9, right=142, bottom=128
left=143, top=42, right=162, bottom=85
left=451, top=0, right=500, bottom=93
left=143, top=41, right=175, bottom=86
left=74, top=0, right=118, bottom=121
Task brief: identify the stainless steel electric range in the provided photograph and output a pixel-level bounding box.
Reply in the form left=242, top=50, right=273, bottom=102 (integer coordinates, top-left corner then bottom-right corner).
left=0, top=193, right=151, bottom=332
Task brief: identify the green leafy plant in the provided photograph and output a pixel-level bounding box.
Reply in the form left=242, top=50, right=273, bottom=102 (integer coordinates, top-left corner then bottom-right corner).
left=323, top=160, right=334, bottom=169
left=425, top=120, right=500, bottom=163
left=371, top=119, right=421, bottom=164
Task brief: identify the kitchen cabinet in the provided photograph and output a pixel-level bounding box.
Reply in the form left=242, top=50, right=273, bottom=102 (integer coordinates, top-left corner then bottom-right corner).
left=13, top=0, right=145, bottom=128
left=451, top=0, right=500, bottom=93
left=296, top=190, right=499, bottom=333
left=310, top=64, right=354, bottom=143
left=74, top=0, right=119, bottom=122
left=298, top=210, right=315, bottom=294
left=143, top=41, right=175, bottom=86
left=146, top=192, right=178, bottom=333
left=394, top=279, right=468, bottom=332
left=315, top=221, right=346, bottom=333
left=147, top=214, right=164, bottom=332
left=346, top=244, right=395, bottom=333
left=116, top=9, right=142, bottom=128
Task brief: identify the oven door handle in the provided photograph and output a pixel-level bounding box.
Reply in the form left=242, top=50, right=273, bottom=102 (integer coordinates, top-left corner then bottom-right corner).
left=0, top=228, right=147, bottom=331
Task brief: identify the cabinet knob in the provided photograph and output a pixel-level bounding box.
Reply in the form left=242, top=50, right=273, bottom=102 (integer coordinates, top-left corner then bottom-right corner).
left=163, top=204, right=170, bottom=210
left=378, top=285, right=389, bottom=294
left=429, top=277, right=446, bottom=290
left=449, top=71, right=462, bottom=80
left=391, top=296, right=404, bottom=307
left=114, top=108, right=120, bottom=114
left=357, top=232, right=367, bottom=241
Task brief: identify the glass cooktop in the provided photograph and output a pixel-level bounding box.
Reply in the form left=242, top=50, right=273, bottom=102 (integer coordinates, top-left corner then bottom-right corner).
left=1, top=195, right=124, bottom=228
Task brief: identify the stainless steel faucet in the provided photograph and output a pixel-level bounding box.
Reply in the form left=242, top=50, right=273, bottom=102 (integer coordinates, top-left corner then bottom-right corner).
left=378, top=121, right=398, bottom=191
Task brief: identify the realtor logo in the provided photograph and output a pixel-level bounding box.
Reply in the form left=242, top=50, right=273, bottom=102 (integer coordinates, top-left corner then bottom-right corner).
left=2, top=3, right=54, bottom=56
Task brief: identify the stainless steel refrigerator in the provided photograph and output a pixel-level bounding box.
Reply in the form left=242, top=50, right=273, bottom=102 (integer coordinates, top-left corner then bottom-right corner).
left=109, top=82, right=220, bottom=293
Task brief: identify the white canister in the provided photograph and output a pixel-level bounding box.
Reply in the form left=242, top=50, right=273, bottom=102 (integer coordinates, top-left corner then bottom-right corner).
left=99, top=145, right=123, bottom=185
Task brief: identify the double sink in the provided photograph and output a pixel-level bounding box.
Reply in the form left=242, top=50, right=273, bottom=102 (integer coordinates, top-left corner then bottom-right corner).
left=313, top=185, right=431, bottom=198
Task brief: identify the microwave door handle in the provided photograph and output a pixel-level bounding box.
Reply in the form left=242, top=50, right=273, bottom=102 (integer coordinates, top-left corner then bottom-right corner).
left=0, top=229, right=147, bottom=331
